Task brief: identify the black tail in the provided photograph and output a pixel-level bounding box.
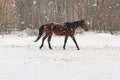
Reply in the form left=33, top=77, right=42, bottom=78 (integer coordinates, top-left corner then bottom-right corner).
left=34, top=25, right=44, bottom=42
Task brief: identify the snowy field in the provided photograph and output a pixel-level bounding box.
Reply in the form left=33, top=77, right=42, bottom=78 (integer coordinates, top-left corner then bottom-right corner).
left=0, top=32, right=120, bottom=80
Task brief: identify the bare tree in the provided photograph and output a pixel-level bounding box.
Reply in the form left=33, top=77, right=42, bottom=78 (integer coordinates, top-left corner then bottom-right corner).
left=0, top=0, right=120, bottom=34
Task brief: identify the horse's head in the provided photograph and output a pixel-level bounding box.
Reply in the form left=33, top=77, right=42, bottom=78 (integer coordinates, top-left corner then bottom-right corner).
left=80, top=20, right=88, bottom=31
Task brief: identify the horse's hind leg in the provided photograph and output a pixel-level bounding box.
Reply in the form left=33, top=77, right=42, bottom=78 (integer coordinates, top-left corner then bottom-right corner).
left=48, top=35, right=52, bottom=49
left=40, top=36, right=47, bottom=49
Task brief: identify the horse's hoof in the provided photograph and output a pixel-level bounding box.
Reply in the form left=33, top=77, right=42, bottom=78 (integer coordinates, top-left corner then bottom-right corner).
left=77, top=48, right=80, bottom=50
left=39, top=47, right=42, bottom=49
left=49, top=47, right=52, bottom=49
left=63, top=47, right=65, bottom=50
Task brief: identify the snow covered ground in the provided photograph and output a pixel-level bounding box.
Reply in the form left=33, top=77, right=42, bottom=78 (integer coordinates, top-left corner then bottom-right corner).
left=0, top=32, right=120, bottom=80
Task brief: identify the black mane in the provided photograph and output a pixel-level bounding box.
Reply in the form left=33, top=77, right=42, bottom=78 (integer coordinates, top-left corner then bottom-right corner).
left=64, top=20, right=84, bottom=28
left=64, top=22, right=74, bottom=28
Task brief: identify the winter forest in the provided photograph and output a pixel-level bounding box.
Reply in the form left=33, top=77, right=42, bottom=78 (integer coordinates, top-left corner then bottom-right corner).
left=0, top=0, right=120, bottom=34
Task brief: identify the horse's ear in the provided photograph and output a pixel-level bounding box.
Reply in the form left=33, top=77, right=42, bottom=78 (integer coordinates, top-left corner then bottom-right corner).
left=50, top=23, right=54, bottom=25
left=81, top=19, right=85, bottom=23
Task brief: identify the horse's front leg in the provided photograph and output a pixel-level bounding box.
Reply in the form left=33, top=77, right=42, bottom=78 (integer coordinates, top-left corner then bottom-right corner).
left=40, top=36, right=47, bottom=49
left=70, top=36, right=80, bottom=50
left=63, top=36, right=68, bottom=50
left=48, top=35, right=52, bottom=49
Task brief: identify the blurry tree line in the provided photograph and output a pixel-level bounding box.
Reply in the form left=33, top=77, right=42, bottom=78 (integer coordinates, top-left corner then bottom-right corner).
left=0, top=0, right=120, bottom=34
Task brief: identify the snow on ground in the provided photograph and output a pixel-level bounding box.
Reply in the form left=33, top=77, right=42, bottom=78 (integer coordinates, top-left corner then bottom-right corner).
left=0, top=32, right=120, bottom=80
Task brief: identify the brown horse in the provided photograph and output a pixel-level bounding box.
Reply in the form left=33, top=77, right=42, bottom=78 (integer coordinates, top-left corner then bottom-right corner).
left=35, top=20, right=88, bottom=50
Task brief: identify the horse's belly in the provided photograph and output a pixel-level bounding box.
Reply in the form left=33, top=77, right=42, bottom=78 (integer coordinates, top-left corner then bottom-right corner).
left=53, top=27, right=67, bottom=36
left=53, top=32, right=66, bottom=36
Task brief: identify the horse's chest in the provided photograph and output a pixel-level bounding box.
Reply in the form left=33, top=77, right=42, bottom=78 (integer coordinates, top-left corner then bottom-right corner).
left=67, top=28, right=74, bottom=35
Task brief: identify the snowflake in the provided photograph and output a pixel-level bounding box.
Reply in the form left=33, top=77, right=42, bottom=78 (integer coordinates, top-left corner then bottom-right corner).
left=29, top=13, right=31, bottom=15
left=21, top=21, right=25, bottom=24
left=43, top=11, right=46, bottom=13
left=33, top=1, right=36, bottom=4
left=117, top=3, right=120, bottom=6
left=87, top=21, right=90, bottom=25
left=47, top=18, right=49, bottom=21
left=45, top=16, right=47, bottom=19
left=92, top=4, right=97, bottom=7
left=48, top=1, right=53, bottom=5
left=109, top=7, right=112, bottom=9
left=45, top=16, right=49, bottom=21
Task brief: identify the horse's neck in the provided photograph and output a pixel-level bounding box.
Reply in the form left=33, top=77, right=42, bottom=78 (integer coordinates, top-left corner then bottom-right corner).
left=74, top=25, right=80, bottom=30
